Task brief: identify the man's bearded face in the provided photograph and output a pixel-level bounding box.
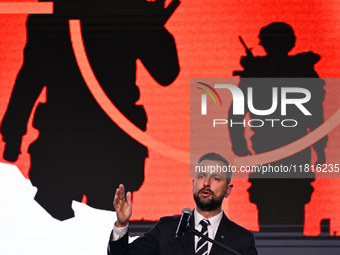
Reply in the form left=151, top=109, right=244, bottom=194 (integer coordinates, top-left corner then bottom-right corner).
left=193, top=186, right=225, bottom=211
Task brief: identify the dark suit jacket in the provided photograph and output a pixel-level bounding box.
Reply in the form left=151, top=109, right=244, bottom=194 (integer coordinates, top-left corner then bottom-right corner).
left=108, top=213, right=258, bottom=255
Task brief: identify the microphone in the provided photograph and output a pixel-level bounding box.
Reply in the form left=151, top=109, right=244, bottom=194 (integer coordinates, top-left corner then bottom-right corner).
left=175, top=208, right=192, bottom=239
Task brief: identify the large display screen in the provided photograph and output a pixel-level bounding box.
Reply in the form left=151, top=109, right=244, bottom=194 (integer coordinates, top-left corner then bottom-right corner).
left=0, top=1, right=340, bottom=254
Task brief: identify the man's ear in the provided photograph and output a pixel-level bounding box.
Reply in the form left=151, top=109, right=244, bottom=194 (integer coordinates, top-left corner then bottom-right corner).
left=224, top=184, right=233, bottom=199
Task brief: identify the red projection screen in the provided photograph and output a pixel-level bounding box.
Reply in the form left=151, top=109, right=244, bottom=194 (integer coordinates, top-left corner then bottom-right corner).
left=0, top=0, right=340, bottom=254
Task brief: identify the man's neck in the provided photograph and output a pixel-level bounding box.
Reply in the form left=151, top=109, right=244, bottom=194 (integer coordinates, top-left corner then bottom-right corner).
left=195, top=207, right=222, bottom=219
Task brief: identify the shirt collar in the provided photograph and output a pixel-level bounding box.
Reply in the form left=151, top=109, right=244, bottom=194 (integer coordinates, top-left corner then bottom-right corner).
left=194, top=209, right=223, bottom=232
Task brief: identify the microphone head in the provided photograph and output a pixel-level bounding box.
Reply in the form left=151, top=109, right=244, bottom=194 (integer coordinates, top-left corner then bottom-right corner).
left=182, top=208, right=192, bottom=215
left=175, top=208, right=192, bottom=239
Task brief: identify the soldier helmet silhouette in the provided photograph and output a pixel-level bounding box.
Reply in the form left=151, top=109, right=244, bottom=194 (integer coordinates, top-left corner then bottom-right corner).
left=258, top=22, right=296, bottom=55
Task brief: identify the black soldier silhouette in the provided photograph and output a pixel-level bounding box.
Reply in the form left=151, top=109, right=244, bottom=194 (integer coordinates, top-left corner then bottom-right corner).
left=1, top=0, right=180, bottom=220
left=230, top=22, right=328, bottom=232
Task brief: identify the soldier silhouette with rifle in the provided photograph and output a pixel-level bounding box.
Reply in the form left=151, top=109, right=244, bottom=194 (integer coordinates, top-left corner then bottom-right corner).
left=1, top=0, right=180, bottom=220
left=229, top=22, right=327, bottom=232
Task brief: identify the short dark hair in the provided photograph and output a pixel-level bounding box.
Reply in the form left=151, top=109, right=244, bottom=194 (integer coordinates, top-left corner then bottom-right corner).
left=197, top=152, right=232, bottom=184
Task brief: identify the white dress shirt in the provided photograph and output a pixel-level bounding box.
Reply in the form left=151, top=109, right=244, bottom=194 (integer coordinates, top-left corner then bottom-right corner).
left=194, top=209, right=223, bottom=254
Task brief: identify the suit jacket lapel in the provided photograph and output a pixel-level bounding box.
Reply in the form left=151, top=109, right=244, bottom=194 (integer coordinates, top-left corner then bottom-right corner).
left=210, top=213, right=235, bottom=255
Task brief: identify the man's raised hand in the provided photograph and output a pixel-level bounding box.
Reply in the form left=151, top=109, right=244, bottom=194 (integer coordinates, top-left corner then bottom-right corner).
left=113, top=184, right=132, bottom=228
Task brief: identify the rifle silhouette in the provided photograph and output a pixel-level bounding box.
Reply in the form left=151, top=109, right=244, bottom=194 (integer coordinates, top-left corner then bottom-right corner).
left=238, top=36, right=253, bottom=57
left=233, top=36, right=253, bottom=76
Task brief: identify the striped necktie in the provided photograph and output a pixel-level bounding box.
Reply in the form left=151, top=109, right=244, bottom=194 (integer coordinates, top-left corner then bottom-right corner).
left=196, top=219, right=210, bottom=255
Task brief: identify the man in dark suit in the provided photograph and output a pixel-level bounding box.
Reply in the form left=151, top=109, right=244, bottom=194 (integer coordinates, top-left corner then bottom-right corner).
left=107, top=153, right=258, bottom=255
